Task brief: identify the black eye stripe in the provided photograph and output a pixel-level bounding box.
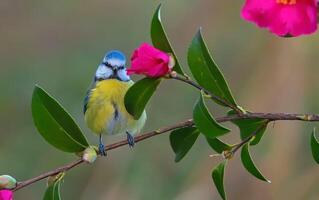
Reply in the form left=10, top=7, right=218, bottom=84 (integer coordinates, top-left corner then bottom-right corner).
left=102, top=62, right=113, bottom=68
left=102, top=62, right=125, bottom=70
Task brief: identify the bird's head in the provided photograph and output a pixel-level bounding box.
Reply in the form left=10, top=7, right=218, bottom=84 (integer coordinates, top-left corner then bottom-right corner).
left=94, top=50, right=130, bottom=82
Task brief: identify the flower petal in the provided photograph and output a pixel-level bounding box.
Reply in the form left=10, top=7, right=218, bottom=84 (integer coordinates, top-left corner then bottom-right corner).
left=128, top=43, right=171, bottom=77
left=0, top=190, right=13, bottom=200
left=241, top=0, right=318, bottom=36
left=269, top=2, right=317, bottom=36
left=241, top=0, right=276, bottom=27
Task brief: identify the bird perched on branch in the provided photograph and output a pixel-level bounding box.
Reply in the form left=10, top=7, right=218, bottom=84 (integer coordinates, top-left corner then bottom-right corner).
left=84, top=50, right=146, bottom=156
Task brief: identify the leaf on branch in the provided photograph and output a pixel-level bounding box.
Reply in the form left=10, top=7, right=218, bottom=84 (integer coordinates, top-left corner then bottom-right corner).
left=124, top=77, right=161, bottom=119
left=206, top=137, right=231, bottom=154
left=43, top=173, right=64, bottom=200
left=151, top=4, right=184, bottom=74
left=32, top=85, right=89, bottom=153
left=188, top=29, right=237, bottom=107
left=193, top=91, right=230, bottom=138
left=310, top=128, right=319, bottom=164
left=170, top=127, right=200, bottom=162
left=241, top=143, right=271, bottom=183
left=228, top=110, right=268, bottom=145
left=212, top=161, right=227, bottom=200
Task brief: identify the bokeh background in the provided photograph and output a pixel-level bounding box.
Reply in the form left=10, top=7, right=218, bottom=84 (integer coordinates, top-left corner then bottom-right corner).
left=1, top=0, right=319, bottom=199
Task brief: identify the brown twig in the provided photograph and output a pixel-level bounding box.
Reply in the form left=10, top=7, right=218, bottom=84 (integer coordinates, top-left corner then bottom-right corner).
left=13, top=159, right=84, bottom=191
left=169, top=74, right=243, bottom=114
left=13, top=119, right=194, bottom=192
left=230, top=121, right=269, bottom=155
left=12, top=112, right=319, bottom=192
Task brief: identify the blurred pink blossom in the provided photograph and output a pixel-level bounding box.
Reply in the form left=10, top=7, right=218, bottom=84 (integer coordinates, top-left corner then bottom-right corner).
left=241, top=0, right=318, bottom=37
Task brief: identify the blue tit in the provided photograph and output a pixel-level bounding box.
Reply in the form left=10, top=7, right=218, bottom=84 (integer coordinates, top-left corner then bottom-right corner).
left=84, top=50, right=147, bottom=156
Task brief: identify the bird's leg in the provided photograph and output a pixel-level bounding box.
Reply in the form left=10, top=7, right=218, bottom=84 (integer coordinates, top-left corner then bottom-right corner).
left=126, top=131, right=135, bottom=148
left=98, top=134, right=106, bottom=156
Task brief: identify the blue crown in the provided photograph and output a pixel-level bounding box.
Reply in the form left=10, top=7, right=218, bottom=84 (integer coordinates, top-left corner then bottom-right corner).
left=103, top=50, right=126, bottom=65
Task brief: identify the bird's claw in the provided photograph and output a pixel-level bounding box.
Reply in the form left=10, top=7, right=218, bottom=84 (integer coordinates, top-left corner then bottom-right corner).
left=126, top=132, right=135, bottom=148
left=98, top=143, right=106, bottom=156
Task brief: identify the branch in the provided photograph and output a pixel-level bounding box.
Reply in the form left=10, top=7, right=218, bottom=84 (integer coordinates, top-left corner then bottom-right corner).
left=13, top=119, right=194, bottom=192
left=169, top=74, right=243, bottom=114
left=13, top=159, right=84, bottom=191
left=12, top=112, right=319, bottom=192
left=230, top=121, right=269, bottom=155
left=169, top=73, right=319, bottom=121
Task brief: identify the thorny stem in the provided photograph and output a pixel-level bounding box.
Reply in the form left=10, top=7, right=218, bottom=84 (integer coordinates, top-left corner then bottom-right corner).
left=11, top=112, right=319, bottom=192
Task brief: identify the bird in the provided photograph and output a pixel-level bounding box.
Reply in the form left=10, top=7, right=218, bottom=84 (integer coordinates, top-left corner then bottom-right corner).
left=84, top=50, right=147, bottom=156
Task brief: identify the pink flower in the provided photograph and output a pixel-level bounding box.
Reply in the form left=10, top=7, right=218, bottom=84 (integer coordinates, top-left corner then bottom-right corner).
left=127, top=43, right=175, bottom=78
left=0, top=190, right=13, bottom=200
left=241, top=0, right=318, bottom=37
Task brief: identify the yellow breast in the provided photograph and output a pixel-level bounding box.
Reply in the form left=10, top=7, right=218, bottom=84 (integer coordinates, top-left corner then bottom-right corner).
left=84, top=79, right=146, bottom=136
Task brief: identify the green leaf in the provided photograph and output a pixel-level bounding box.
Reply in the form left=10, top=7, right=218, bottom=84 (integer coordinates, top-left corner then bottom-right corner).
left=32, top=85, right=89, bottom=153
left=151, top=4, right=184, bottom=75
left=125, top=78, right=161, bottom=119
left=193, top=92, right=230, bottom=138
left=170, top=127, right=200, bottom=162
left=188, top=29, right=237, bottom=107
left=212, top=161, right=227, bottom=200
left=228, top=110, right=268, bottom=145
left=310, top=128, right=319, bottom=164
left=206, top=137, right=231, bottom=154
left=43, top=182, right=61, bottom=200
left=241, top=144, right=271, bottom=183
left=43, top=174, right=63, bottom=200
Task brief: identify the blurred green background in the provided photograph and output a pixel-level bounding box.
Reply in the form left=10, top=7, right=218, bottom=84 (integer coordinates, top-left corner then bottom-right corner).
left=1, top=0, right=319, bottom=199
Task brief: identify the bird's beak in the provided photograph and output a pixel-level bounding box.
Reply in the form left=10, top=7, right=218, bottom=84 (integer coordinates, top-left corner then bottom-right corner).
left=110, top=69, right=118, bottom=79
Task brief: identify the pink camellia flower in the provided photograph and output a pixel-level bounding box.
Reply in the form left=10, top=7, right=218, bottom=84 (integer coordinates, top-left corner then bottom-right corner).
left=0, top=190, right=13, bottom=200
left=127, top=43, right=175, bottom=78
left=241, top=0, right=318, bottom=37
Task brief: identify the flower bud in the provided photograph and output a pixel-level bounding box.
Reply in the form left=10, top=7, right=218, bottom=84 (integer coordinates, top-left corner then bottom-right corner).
left=0, top=175, right=17, bottom=189
left=0, top=190, right=13, bottom=200
left=127, top=43, right=174, bottom=78
left=82, top=146, right=98, bottom=164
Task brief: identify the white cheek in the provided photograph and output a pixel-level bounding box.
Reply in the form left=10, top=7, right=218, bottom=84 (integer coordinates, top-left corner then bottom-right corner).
left=95, top=65, right=113, bottom=79
left=117, top=69, right=130, bottom=81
